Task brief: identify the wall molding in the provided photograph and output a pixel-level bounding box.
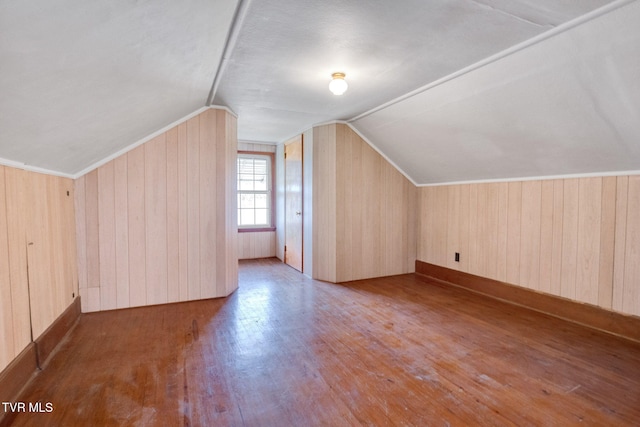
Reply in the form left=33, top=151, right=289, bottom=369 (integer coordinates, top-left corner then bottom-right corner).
left=0, top=297, right=81, bottom=425
left=0, top=157, right=75, bottom=179
left=416, top=170, right=640, bottom=187
left=415, top=261, right=640, bottom=343
left=0, top=344, right=37, bottom=426
left=34, top=297, right=82, bottom=368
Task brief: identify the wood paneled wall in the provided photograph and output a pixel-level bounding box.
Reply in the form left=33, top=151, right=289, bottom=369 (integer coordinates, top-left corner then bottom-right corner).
left=238, top=232, right=276, bottom=259
left=75, top=108, right=238, bottom=313
left=313, top=124, right=417, bottom=283
left=418, top=176, right=640, bottom=317
left=0, top=167, right=78, bottom=373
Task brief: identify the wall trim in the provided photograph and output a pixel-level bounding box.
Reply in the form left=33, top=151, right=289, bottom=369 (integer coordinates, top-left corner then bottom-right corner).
left=0, top=344, right=37, bottom=426
left=1, top=106, right=239, bottom=180
left=72, top=107, right=210, bottom=178
left=34, top=297, right=82, bottom=369
left=0, top=158, right=75, bottom=179
left=0, top=297, right=81, bottom=425
left=416, top=170, right=640, bottom=187
left=345, top=123, right=419, bottom=187
left=415, top=261, right=640, bottom=343
left=73, top=106, right=237, bottom=179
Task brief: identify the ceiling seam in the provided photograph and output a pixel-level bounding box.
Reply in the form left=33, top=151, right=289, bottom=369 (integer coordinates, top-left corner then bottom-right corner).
left=206, top=0, right=253, bottom=106
left=347, top=0, right=637, bottom=123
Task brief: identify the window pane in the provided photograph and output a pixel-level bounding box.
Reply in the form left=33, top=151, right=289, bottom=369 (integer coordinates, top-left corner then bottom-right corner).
left=253, top=159, right=268, bottom=175
left=255, top=193, right=268, bottom=209
left=239, top=193, right=255, bottom=209
left=255, top=209, right=268, bottom=225
left=254, top=175, right=267, bottom=191
left=239, top=181, right=254, bottom=191
left=239, top=209, right=254, bottom=225
left=238, top=158, right=255, bottom=174
left=238, top=174, right=255, bottom=191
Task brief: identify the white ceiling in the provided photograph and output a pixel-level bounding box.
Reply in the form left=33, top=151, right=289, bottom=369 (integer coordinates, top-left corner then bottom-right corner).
left=0, top=0, right=239, bottom=176
left=214, top=0, right=615, bottom=143
left=353, top=0, right=640, bottom=184
left=1, top=0, right=638, bottom=184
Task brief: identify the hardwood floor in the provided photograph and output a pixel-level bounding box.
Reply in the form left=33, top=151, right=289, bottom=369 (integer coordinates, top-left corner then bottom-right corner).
left=7, top=258, right=640, bottom=426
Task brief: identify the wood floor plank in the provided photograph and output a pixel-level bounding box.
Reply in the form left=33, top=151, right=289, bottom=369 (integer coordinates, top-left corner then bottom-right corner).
left=8, top=258, right=640, bottom=426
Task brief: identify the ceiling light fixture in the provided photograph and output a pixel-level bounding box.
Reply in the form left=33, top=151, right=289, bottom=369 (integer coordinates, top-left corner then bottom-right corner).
left=329, top=72, right=348, bottom=95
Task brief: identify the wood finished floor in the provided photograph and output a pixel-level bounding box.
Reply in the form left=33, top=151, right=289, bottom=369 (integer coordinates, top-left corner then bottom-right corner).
left=8, top=258, right=640, bottom=426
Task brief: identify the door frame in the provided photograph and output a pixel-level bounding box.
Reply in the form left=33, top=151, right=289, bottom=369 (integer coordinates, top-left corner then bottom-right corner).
left=284, top=135, right=303, bottom=272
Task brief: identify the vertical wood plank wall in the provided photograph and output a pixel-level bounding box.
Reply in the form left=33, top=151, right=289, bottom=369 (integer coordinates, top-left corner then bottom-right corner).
left=220, top=111, right=239, bottom=296
left=0, top=167, right=78, bottom=373
left=238, top=232, right=276, bottom=259
left=313, top=125, right=338, bottom=282
left=418, top=176, right=640, bottom=317
left=313, top=124, right=417, bottom=283
left=75, top=108, right=238, bottom=313
left=237, top=142, right=277, bottom=260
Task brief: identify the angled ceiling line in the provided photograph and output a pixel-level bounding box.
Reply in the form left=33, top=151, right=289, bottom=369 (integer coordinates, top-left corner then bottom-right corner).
left=206, top=0, right=253, bottom=106
left=345, top=123, right=420, bottom=187
left=72, top=106, right=212, bottom=179
left=417, top=170, right=640, bottom=188
left=347, top=0, right=637, bottom=123
left=0, top=157, right=75, bottom=179
left=274, top=120, right=420, bottom=186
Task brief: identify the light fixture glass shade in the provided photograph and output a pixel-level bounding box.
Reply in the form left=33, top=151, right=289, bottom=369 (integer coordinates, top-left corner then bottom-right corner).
left=329, top=72, right=348, bottom=95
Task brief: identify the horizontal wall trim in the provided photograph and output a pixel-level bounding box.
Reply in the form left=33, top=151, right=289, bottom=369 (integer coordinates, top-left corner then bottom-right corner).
left=238, top=227, right=276, bottom=233
left=34, top=297, right=81, bottom=369
left=0, top=157, right=75, bottom=179
left=0, top=344, right=37, bottom=427
left=415, top=260, right=640, bottom=344
left=417, top=170, right=640, bottom=187
left=0, top=297, right=81, bottom=426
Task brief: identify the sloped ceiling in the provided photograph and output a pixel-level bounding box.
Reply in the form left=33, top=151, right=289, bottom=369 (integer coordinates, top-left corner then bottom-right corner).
left=1, top=0, right=638, bottom=183
left=213, top=0, right=617, bottom=144
left=352, top=0, right=640, bottom=184
left=0, top=0, right=239, bottom=176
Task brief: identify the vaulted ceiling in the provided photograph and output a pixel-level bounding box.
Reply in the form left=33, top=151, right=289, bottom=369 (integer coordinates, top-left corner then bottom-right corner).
left=1, top=0, right=638, bottom=184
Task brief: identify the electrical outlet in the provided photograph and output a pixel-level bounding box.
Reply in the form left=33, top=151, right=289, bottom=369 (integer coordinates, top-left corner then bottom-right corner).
left=455, top=252, right=460, bottom=262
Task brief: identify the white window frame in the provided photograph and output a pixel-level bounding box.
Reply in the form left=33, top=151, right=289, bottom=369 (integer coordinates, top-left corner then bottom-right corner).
left=237, top=152, right=275, bottom=231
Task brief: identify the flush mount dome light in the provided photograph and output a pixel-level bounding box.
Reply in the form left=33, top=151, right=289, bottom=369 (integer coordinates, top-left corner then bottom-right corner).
left=329, top=72, right=348, bottom=95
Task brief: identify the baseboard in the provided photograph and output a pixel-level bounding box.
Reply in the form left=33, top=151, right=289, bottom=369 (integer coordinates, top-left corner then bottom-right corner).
left=415, top=261, right=640, bottom=343
left=34, top=296, right=81, bottom=368
left=0, top=296, right=81, bottom=426
left=0, top=343, right=38, bottom=404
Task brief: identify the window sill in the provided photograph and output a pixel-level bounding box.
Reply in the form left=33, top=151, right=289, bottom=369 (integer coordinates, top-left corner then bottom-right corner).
left=238, top=227, right=276, bottom=233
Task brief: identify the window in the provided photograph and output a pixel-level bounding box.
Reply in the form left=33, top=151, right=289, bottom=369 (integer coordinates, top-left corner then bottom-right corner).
left=237, top=152, right=274, bottom=230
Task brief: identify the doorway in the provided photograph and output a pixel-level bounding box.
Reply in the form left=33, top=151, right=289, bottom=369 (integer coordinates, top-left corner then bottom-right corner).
left=284, top=135, right=303, bottom=272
